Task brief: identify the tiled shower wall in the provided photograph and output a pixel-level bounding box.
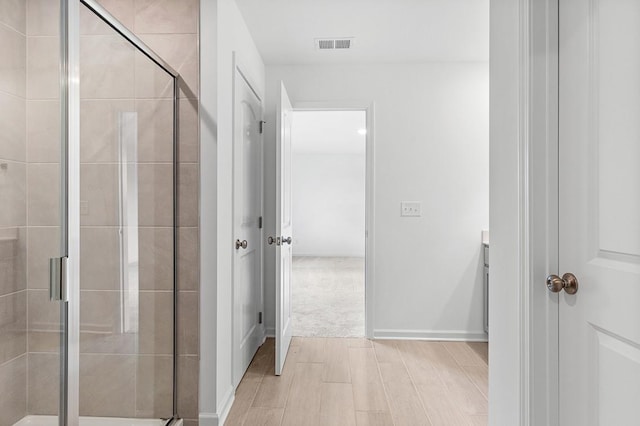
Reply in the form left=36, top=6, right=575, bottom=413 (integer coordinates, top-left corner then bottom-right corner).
left=0, top=2, right=28, bottom=424
left=1, top=0, right=198, bottom=424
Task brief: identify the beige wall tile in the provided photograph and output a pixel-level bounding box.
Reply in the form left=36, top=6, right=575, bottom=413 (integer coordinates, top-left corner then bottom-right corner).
left=178, top=290, right=198, bottom=355
left=27, top=289, right=61, bottom=353
left=136, top=355, right=173, bottom=418
left=0, top=227, right=26, bottom=296
left=0, top=0, right=26, bottom=34
left=177, top=226, right=198, bottom=291
left=0, top=24, right=25, bottom=97
left=178, top=98, right=199, bottom=163
left=27, top=163, right=59, bottom=226
left=138, top=163, right=173, bottom=227
left=177, top=355, right=198, bottom=419
left=80, top=163, right=118, bottom=226
left=80, top=99, right=134, bottom=163
left=136, top=99, right=174, bottom=162
left=0, top=290, right=26, bottom=364
left=27, top=100, right=60, bottom=163
left=26, top=0, right=58, bottom=36
left=26, top=36, right=58, bottom=100
left=81, top=0, right=135, bottom=35
left=0, top=92, right=25, bottom=162
left=178, top=163, right=198, bottom=227
left=80, top=290, right=136, bottom=354
left=0, top=354, right=27, bottom=424
left=28, top=352, right=59, bottom=415
left=139, top=290, right=173, bottom=354
left=27, top=226, right=59, bottom=290
left=139, top=226, right=173, bottom=291
left=137, top=34, right=198, bottom=98
left=80, top=35, right=135, bottom=99
left=79, top=354, right=136, bottom=417
left=134, top=49, right=174, bottom=99
left=134, top=0, right=198, bottom=34
left=0, top=161, right=27, bottom=227
left=80, top=226, right=120, bottom=290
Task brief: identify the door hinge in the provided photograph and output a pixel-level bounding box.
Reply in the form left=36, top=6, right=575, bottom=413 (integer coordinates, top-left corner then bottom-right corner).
left=258, top=312, right=263, bottom=324
left=258, top=216, right=263, bottom=229
left=259, top=120, right=266, bottom=134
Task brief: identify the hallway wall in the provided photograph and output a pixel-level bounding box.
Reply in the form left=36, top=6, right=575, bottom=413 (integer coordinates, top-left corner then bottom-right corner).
left=263, top=62, right=489, bottom=339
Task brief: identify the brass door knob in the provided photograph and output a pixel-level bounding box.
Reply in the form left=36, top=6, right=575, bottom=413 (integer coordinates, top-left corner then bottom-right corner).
left=546, top=273, right=579, bottom=295
left=235, top=239, right=248, bottom=250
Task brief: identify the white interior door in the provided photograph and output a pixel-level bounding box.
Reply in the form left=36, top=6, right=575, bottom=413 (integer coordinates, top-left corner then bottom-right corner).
left=275, top=82, right=294, bottom=375
left=233, top=64, right=264, bottom=386
left=559, top=2, right=640, bottom=424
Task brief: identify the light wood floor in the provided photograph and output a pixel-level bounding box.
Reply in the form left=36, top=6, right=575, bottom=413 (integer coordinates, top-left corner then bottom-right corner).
left=225, top=337, right=488, bottom=426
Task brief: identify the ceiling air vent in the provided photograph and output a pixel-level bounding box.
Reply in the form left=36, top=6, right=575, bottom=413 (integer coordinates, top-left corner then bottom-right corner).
left=315, top=38, right=354, bottom=50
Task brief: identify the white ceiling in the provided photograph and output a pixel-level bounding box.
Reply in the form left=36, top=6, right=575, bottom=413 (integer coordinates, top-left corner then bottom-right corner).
left=235, top=0, right=489, bottom=65
left=292, top=111, right=366, bottom=155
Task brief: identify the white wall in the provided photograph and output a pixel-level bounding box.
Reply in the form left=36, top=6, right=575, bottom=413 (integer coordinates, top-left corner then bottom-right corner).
left=199, top=0, right=265, bottom=424
left=292, top=151, right=366, bottom=257
left=263, top=62, right=489, bottom=339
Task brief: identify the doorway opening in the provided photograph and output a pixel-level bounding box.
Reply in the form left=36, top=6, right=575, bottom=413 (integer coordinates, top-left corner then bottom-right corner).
left=290, top=110, right=367, bottom=337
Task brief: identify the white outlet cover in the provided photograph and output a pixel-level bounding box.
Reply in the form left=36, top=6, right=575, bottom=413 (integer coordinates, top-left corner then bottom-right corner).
left=401, top=201, right=421, bottom=217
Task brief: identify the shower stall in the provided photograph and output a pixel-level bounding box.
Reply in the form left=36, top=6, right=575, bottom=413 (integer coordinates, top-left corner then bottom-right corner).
left=1, top=1, right=179, bottom=425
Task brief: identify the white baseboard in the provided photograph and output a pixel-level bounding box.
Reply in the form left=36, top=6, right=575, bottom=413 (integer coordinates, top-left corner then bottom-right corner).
left=264, top=327, right=275, bottom=338
left=373, top=329, right=488, bottom=342
left=198, top=413, right=218, bottom=426
left=217, top=386, right=235, bottom=425
left=199, top=386, right=235, bottom=426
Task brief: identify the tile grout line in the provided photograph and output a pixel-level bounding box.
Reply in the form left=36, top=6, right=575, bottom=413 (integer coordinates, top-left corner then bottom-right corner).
left=366, top=340, right=400, bottom=426
left=395, top=341, right=437, bottom=426
left=443, top=343, right=489, bottom=402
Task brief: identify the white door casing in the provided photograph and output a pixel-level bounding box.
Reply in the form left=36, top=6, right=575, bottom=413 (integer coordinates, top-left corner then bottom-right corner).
left=275, top=82, right=294, bottom=376
left=559, top=1, right=640, bottom=424
left=232, top=60, right=264, bottom=387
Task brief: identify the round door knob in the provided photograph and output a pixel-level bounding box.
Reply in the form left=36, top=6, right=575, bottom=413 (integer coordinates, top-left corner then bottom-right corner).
left=282, top=237, right=292, bottom=245
left=235, top=239, right=248, bottom=250
left=546, top=273, right=578, bottom=295
left=268, top=236, right=276, bottom=245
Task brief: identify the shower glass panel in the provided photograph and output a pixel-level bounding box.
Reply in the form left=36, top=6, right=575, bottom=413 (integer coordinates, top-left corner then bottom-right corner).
left=0, top=2, right=64, bottom=426
left=77, top=2, right=176, bottom=421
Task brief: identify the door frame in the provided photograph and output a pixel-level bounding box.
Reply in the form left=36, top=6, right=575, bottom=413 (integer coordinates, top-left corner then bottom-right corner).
left=490, top=0, right=559, bottom=424
left=292, top=101, right=375, bottom=338
left=231, top=53, right=266, bottom=387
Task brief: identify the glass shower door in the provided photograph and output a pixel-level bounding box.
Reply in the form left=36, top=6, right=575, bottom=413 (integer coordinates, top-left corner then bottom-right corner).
left=76, top=0, right=177, bottom=421
left=0, top=1, right=64, bottom=425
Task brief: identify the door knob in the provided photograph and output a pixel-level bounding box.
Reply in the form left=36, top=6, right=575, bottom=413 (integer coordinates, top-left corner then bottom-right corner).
left=235, top=239, right=248, bottom=250
left=268, top=236, right=276, bottom=245
left=282, top=237, right=292, bottom=245
left=546, top=273, right=578, bottom=294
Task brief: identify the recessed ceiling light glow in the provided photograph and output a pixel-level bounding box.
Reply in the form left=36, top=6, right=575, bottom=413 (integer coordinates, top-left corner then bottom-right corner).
left=357, top=129, right=367, bottom=135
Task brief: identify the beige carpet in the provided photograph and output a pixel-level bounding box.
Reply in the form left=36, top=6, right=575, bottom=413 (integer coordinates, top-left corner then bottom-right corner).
left=292, top=256, right=365, bottom=337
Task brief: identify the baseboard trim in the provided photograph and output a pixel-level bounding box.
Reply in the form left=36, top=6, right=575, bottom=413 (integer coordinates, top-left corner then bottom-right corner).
left=217, top=386, right=235, bottom=425
left=198, top=413, right=218, bottom=426
left=198, top=386, right=235, bottom=426
left=373, top=329, right=488, bottom=342
left=264, top=327, right=275, bottom=338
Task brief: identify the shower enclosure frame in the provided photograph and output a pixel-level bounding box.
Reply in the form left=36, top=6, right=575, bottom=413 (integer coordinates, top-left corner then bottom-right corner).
left=56, top=1, right=180, bottom=425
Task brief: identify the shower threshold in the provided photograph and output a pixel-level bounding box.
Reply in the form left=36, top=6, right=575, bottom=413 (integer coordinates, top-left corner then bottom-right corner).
left=14, top=416, right=183, bottom=426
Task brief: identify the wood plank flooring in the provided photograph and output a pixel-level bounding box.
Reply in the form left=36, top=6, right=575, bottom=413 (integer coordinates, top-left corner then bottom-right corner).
left=224, top=337, right=488, bottom=426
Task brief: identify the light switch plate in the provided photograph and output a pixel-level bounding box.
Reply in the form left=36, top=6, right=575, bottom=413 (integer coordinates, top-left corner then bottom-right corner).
left=401, top=201, right=421, bottom=217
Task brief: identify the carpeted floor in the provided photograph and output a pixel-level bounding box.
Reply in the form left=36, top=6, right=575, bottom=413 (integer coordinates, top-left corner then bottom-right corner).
left=292, top=256, right=365, bottom=337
